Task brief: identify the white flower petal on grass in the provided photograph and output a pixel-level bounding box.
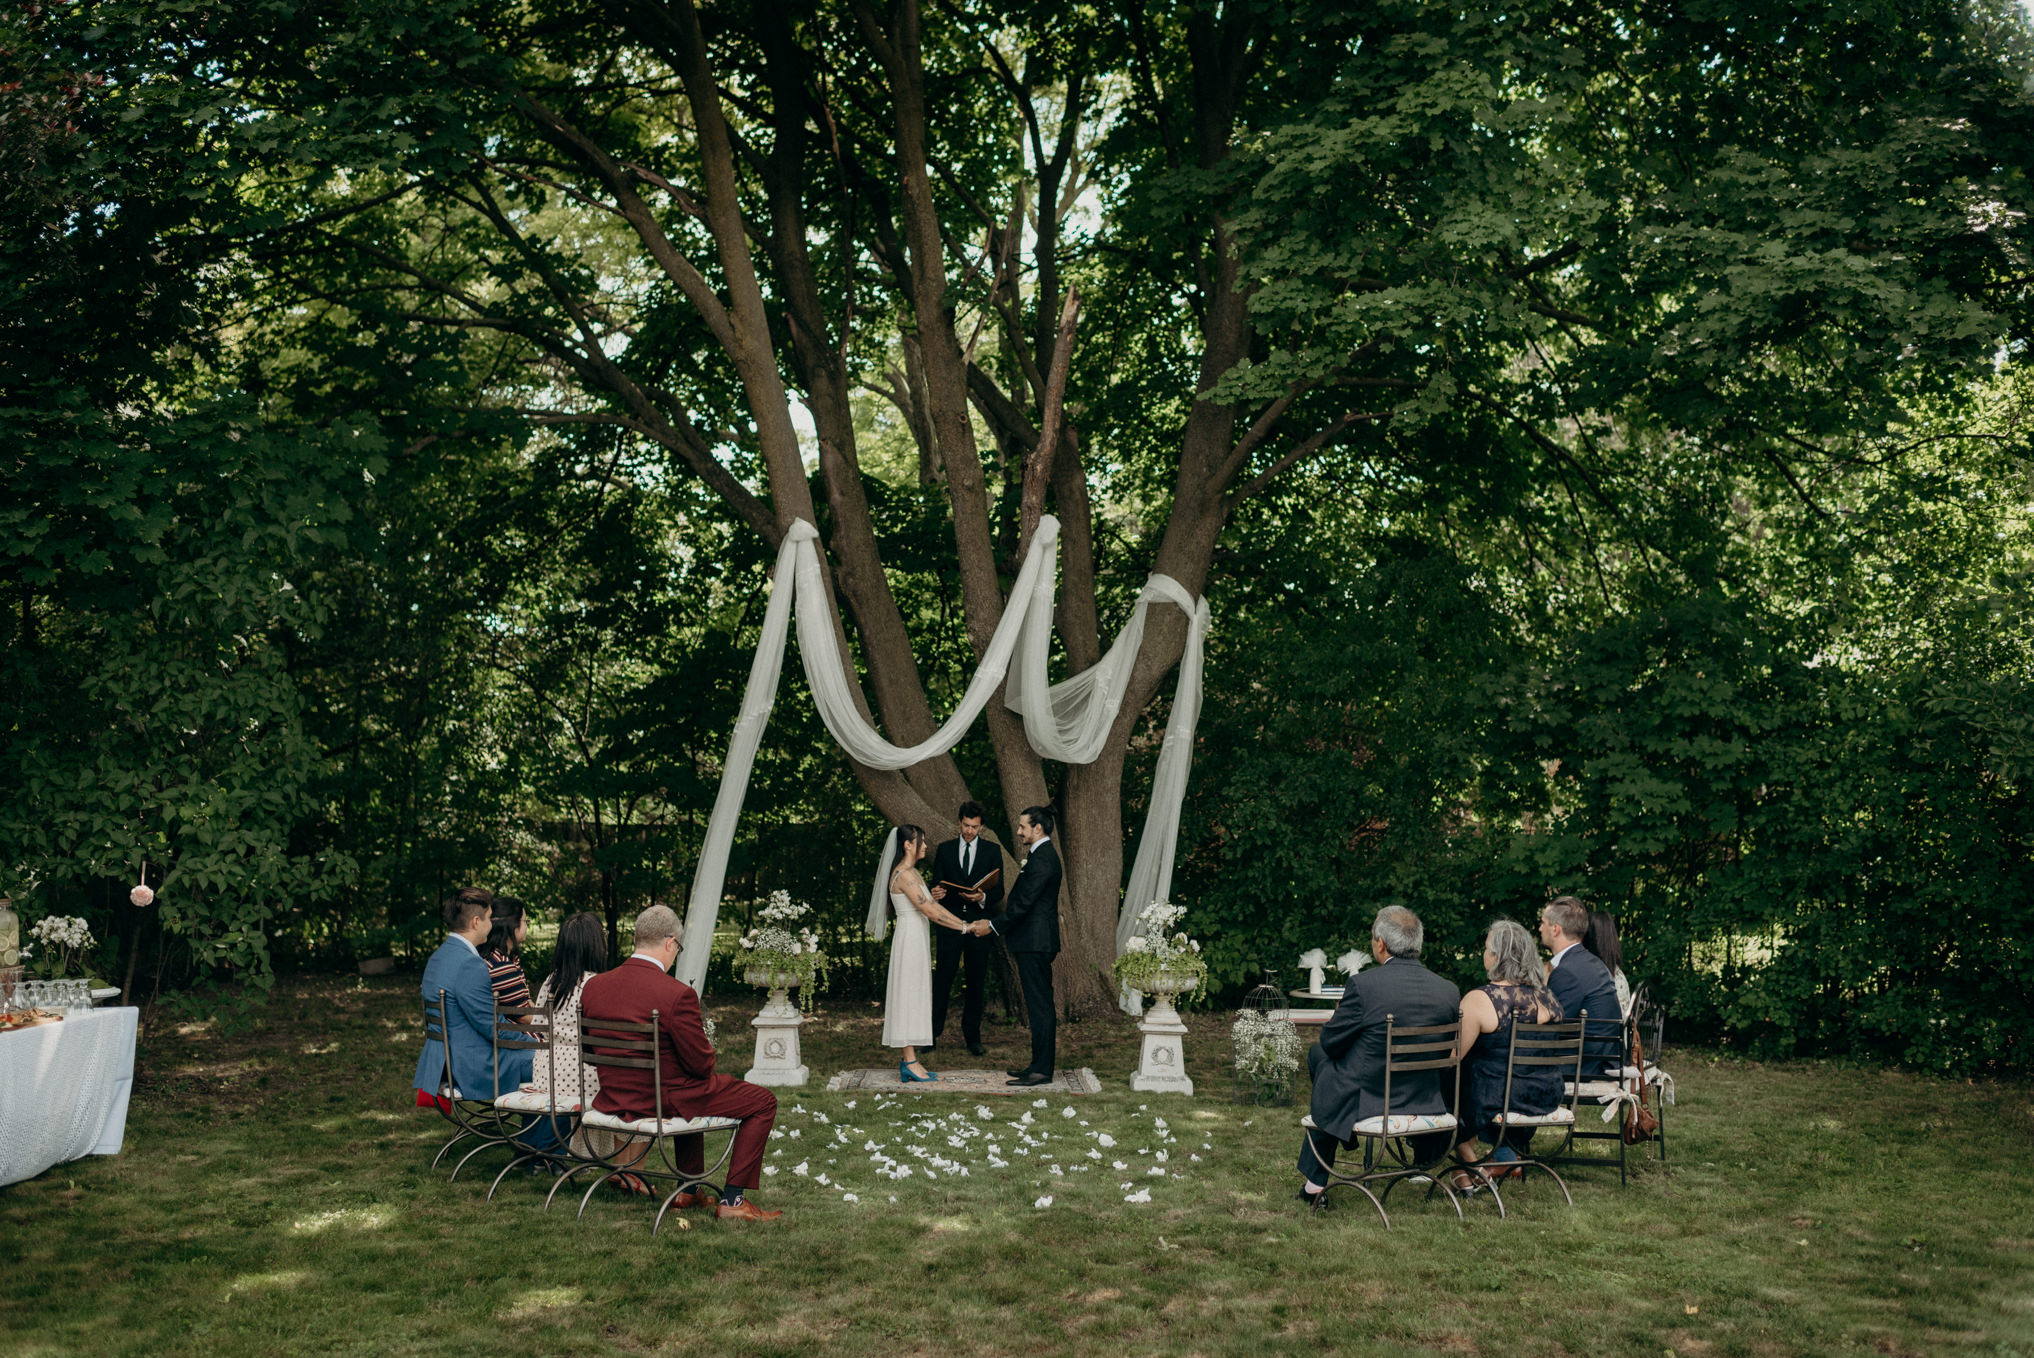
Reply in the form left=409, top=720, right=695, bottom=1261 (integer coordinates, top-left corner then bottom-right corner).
left=1154, top=1118, right=1168, bottom=1131
left=1061, top=1107, right=1076, bottom=1119
left=1124, top=1188, right=1152, bottom=1204
left=1032, top=1099, right=1048, bottom=1108
left=889, top=1195, right=897, bottom=1203
left=763, top=1166, right=779, bottom=1176
left=1190, top=1154, right=1202, bottom=1162
left=1120, top=1181, right=1134, bottom=1190
left=1112, top=1160, right=1128, bottom=1171
left=1086, top=1150, right=1102, bottom=1161
left=845, top=1100, right=857, bottom=1109
left=793, top=1161, right=809, bottom=1176
left=1155, top=1150, right=1168, bottom=1163
left=1147, top=1166, right=1165, bottom=1177
left=1096, top=1133, right=1116, bottom=1148
left=988, top=1157, right=1009, bottom=1168
left=843, top=1193, right=859, bottom=1203
left=1202, top=1143, right=1212, bottom=1150
left=1034, top=1195, right=1053, bottom=1208
left=976, top=1105, right=995, bottom=1121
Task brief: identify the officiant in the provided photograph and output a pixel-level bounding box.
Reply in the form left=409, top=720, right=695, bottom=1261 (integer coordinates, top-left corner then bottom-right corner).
left=926, top=801, right=1005, bottom=1056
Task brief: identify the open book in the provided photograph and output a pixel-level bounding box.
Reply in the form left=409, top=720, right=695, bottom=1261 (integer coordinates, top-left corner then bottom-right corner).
left=935, top=866, right=1001, bottom=896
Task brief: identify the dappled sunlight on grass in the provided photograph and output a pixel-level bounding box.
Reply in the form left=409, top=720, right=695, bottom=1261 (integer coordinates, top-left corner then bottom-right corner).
left=496, top=1286, right=582, bottom=1321
left=224, top=1269, right=310, bottom=1300
left=289, top=1205, right=395, bottom=1234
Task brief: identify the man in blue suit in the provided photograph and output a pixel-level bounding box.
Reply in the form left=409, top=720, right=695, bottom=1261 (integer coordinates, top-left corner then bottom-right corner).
left=414, top=888, right=556, bottom=1151
left=1541, top=896, right=1625, bottom=1078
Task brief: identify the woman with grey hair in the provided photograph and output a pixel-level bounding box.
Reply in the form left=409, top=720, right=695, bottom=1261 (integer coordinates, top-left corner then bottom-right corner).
left=1448, top=918, right=1565, bottom=1190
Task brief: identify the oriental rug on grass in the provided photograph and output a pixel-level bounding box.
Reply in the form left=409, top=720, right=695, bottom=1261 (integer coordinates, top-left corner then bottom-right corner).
left=824, top=1067, right=1103, bottom=1096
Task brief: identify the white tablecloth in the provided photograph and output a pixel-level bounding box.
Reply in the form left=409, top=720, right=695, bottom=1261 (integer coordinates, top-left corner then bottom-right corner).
left=0, top=1006, right=139, bottom=1187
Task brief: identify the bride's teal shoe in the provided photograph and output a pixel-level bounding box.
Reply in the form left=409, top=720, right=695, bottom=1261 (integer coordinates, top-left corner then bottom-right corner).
left=899, top=1059, right=939, bottom=1083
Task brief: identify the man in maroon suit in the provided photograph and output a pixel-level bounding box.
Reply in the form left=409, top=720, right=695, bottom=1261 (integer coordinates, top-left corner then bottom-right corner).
left=579, top=904, right=781, bottom=1222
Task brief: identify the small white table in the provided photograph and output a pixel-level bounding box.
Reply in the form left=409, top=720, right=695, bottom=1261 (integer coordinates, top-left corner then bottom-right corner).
left=0, top=1006, right=139, bottom=1187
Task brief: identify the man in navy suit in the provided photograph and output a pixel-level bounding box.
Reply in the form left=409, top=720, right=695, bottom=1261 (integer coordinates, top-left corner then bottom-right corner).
left=414, top=888, right=556, bottom=1150
left=1541, top=896, right=1624, bottom=1078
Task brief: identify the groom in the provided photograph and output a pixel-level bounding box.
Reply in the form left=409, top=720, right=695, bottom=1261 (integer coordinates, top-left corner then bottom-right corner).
left=975, top=806, right=1060, bottom=1087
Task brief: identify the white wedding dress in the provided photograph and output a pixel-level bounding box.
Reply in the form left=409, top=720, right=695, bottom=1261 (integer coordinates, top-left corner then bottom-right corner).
left=881, top=889, right=934, bottom=1049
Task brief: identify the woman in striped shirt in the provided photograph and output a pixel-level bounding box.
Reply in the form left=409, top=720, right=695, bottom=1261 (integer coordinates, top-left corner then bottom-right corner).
left=482, top=896, right=532, bottom=1014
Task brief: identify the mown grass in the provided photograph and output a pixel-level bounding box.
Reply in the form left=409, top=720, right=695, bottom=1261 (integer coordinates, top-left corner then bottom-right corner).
left=4, top=973, right=2033, bottom=1357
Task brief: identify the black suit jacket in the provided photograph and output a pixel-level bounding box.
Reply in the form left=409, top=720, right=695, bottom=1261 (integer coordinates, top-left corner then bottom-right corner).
left=1309, top=956, right=1461, bottom=1139
left=993, top=838, right=1061, bottom=956
left=930, top=835, right=1006, bottom=920
left=1547, top=945, right=1624, bottom=1077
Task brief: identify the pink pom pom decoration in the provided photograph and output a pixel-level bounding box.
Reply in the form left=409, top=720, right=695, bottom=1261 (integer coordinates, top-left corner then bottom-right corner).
left=129, top=884, right=155, bottom=907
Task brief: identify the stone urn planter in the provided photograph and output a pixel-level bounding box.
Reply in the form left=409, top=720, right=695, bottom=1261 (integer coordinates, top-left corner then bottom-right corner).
left=742, top=965, right=809, bottom=1088
left=1130, top=971, right=1197, bottom=1095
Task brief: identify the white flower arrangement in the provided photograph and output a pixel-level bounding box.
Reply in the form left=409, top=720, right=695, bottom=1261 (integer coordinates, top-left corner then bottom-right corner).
left=736, top=890, right=827, bottom=991
left=26, top=914, right=96, bottom=980
left=1112, top=899, right=1207, bottom=994
left=1230, top=1007, right=1304, bottom=1081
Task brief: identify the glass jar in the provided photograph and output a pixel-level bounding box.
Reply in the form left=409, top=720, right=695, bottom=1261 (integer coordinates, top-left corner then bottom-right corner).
left=0, top=897, right=16, bottom=969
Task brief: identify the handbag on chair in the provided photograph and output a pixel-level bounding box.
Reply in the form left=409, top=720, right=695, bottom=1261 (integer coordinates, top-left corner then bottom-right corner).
left=1621, top=1016, right=1660, bottom=1145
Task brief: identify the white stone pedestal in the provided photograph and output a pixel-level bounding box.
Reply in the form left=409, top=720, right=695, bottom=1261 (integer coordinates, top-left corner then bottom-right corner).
left=745, top=985, right=808, bottom=1087
left=1130, top=989, right=1194, bottom=1095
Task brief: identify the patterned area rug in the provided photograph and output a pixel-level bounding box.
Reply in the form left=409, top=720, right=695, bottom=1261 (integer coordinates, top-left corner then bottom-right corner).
left=825, top=1067, right=1103, bottom=1096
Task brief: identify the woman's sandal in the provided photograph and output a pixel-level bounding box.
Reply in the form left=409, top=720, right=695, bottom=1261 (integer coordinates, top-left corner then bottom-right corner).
left=609, top=1171, right=655, bottom=1197
left=1446, top=1168, right=1490, bottom=1195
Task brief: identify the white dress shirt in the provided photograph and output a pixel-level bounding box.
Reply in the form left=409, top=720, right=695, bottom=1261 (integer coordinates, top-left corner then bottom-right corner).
left=1548, top=942, right=1580, bottom=973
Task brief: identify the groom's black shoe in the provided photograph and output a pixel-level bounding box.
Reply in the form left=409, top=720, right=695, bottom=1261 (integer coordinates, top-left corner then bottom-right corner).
left=1006, top=1067, right=1032, bottom=1079
left=1007, top=1072, right=1052, bottom=1087
left=968, top=1043, right=987, bottom=1057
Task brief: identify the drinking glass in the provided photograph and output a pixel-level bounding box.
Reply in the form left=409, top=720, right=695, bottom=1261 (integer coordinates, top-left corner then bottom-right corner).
left=66, top=980, right=89, bottom=1012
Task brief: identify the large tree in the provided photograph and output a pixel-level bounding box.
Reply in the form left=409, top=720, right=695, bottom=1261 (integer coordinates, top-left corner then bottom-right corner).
left=40, top=0, right=2031, bottom=1009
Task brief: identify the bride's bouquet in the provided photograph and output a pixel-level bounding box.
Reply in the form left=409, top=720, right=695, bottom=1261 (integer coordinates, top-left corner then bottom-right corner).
left=737, top=890, right=828, bottom=992
left=1112, top=899, right=1208, bottom=996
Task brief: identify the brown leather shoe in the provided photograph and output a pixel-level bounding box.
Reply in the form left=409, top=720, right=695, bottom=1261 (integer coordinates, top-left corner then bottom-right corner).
left=669, top=1189, right=715, bottom=1210
left=716, top=1198, right=782, bottom=1222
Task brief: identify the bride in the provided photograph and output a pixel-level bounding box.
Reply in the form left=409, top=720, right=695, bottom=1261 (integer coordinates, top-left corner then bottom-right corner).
left=870, top=824, right=973, bottom=1082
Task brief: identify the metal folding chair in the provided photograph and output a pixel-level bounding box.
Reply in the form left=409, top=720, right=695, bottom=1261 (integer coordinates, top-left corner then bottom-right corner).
left=1474, top=1016, right=1587, bottom=1217
left=1298, top=1016, right=1466, bottom=1228
left=420, top=988, right=517, bottom=1178
left=484, top=997, right=581, bottom=1197
left=554, top=1009, right=741, bottom=1235
left=1556, top=998, right=1670, bottom=1184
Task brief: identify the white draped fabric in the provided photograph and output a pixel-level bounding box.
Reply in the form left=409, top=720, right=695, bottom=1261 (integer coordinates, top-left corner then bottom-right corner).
left=675, top=514, right=1208, bottom=989
left=0, top=1006, right=139, bottom=1187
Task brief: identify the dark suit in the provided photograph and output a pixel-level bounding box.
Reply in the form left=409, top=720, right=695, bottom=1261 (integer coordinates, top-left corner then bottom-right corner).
left=929, top=834, right=1006, bottom=1048
left=1298, top=954, right=1460, bottom=1183
left=579, top=956, right=777, bottom=1189
left=1547, top=945, right=1624, bottom=1078
left=991, top=836, right=1061, bottom=1077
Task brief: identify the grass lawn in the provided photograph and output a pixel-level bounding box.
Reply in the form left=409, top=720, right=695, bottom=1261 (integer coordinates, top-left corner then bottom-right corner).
left=5, top=973, right=2034, bottom=1357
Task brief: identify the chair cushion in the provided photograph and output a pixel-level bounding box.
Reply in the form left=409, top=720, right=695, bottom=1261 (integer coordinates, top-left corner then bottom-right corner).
left=1565, top=1081, right=1623, bottom=1101
left=494, top=1090, right=582, bottom=1114
left=581, top=1110, right=743, bottom=1136
left=1302, top=1111, right=1458, bottom=1136
left=1492, top=1107, right=1576, bottom=1127
left=1351, top=1112, right=1457, bottom=1137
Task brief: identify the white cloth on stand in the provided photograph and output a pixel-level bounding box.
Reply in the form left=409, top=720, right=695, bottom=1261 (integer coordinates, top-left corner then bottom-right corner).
left=677, top=514, right=1209, bottom=990
left=0, top=1006, right=139, bottom=1187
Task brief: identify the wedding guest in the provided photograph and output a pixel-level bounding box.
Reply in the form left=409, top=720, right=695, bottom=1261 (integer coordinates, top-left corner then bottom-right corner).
left=1541, top=896, right=1624, bottom=1077
left=580, top=905, right=782, bottom=1222
left=1295, top=906, right=1459, bottom=1213
left=1448, top=919, right=1565, bottom=1191
left=414, top=887, right=520, bottom=1103
left=482, top=896, right=533, bottom=1017
left=531, top=911, right=645, bottom=1184
left=1584, top=909, right=1633, bottom=1017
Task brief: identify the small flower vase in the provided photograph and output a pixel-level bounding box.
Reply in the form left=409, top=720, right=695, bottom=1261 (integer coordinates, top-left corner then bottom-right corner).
left=743, top=964, right=808, bottom=1088
left=1131, top=972, right=1196, bottom=1095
